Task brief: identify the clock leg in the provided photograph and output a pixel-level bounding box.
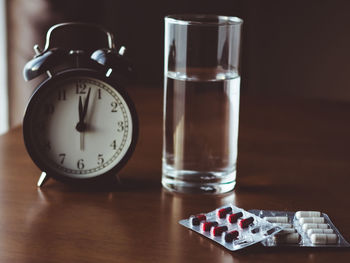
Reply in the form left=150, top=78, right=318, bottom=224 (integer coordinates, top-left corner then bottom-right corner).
left=37, top=172, right=50, bottom=187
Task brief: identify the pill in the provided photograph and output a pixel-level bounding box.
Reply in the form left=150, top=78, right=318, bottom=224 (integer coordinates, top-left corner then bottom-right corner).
left=190, top=214, right=206, bottom=226
left=310, top=233, right=338, bottom=245
left=227, top=212, right=243, bottom=223
left=295, top=211, right=321, bottom=219
left=302, top=223, right=329, bottom=232
left=273, top=223, right=293, bottom=228
left=263, top=216, right=289, bottom=223
left=239, top=217, right=254, bottom=228
left=273, top=233, right=300, bottom=244
left=299, top=217, right=324, bottom=225
left=211, top=225, right=228, bottom=236
left=307, top=228, right=334, bottom=237
left=279, top=228, right=296, bottom=234
left=217, top=207, right=233, bottom=218
left=201, top=221, right=218, bottom=232
left=222, top=230, right=239, bottom=242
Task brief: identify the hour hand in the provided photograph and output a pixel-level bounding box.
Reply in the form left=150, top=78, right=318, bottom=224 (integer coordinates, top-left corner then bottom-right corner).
left=76, top=96, right=86, bottom=132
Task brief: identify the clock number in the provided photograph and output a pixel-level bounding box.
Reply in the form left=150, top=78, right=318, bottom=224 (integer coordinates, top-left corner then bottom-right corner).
left=98, top=89, right=102, bottom=99
left=58, top=89, right=66, bottom=100
left=97, top=154, right=104, bottom=165
left=110, top=140, right=117, bottom=150
left=111, top=101, right=118, bottom=112
left=59, top=153, right=66, bottom=164
left=77, top=159, right=85, bottom=170
left=76, top=81, right=87, bottom=94
left=117, top=121, right=124, bottom=132
left=45, top=104, right=54, bottom=114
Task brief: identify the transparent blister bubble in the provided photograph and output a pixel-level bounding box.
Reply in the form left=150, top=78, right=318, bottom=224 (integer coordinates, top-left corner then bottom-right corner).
left=249, top=209, right=350, bottom=248
left=179, top=204, right=283, bottom=251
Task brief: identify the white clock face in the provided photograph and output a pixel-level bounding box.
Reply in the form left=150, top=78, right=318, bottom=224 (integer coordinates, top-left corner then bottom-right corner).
left=27, top=76, right=134, bottom=179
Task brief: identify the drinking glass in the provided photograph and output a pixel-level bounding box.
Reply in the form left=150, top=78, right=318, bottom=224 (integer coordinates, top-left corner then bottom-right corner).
left=162, top=14, right=243, bottom=194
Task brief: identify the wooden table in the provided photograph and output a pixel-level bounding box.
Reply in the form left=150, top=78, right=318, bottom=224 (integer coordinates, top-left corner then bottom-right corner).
left=0, top=86, right=349, bottom=262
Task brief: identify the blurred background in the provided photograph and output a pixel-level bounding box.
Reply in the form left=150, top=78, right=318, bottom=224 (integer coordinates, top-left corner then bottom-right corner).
left=1, top=0, right=350, bottom=134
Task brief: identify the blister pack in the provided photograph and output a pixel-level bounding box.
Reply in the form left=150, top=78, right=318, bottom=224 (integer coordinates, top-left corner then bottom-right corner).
left=179, top=205, right=283, bottom=251
left=249, top=209, right=350, bottom=247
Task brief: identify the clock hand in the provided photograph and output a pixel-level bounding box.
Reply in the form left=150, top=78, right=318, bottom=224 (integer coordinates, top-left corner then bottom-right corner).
left=76, top=96, right=86, bottom=132
left=80, top=132, right=84, bottom=151
left=76, top=89, right=91, bottom=150
left=79, top=96, right=83, bottom=122
left=82, top=88, right=91, bottom=121
left=76, top=96, right=85, bottom=150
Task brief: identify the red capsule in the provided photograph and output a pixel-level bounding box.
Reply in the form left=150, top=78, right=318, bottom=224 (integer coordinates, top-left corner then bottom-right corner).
left=190, top=214, right=207, bottom=226
left=239, top=217, right=254, bottom=228
left=196, top=214, right=206, bottom=221
left=210, top=225, right=228, bottom=236
left=217, top=207, right=233, bottom=218
left=227, top=212, right=243, bottom=223
left=223, top=230, right=239, bottom=242
left=201, top=221, right=218, bottom=232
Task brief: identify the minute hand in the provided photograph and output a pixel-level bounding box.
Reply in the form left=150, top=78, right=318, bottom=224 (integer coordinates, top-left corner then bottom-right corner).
left=82, top=88, right=91, bottom=120
left=78, top=96, right=84, bottom=122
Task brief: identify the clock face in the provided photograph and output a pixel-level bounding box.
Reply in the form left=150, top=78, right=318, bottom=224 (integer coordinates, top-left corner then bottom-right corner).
left=24, top=72, right=136, bottom=179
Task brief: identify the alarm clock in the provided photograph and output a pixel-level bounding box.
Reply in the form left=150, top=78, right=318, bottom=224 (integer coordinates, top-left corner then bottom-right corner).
left=23, top=22, right=138, bottom=187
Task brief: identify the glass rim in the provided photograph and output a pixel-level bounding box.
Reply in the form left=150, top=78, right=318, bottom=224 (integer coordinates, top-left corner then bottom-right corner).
left=165, top=14, right=243, bottom=26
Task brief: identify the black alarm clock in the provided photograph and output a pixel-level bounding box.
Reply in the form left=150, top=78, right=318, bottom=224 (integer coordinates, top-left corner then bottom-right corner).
left=23, top=22, right=138, bottom=187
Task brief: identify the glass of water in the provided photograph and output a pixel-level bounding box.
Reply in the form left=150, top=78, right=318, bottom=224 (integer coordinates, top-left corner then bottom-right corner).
left=162, top=14, right=243, bottom=194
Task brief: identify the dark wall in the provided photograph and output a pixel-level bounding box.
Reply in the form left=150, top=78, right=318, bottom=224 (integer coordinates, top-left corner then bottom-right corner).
left=7, top=0, right=350, bottom=126
left=45, top=0, right=245, bottom=86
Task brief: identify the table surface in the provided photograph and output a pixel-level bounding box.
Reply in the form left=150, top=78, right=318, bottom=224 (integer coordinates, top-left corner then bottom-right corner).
left=0, top=86, right=350, bottom=263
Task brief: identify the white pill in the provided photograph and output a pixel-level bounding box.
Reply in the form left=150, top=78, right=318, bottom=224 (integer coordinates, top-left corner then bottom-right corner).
left=299, top=217, right=324, bottom=224
left=302, top=223, right=329, bottom=232
left=295, top=211, right=321, bottom=219
left=273, top=233, right=300, bottom=244
left=310, top=233, right=338, bottom=244
left=307, top=228, right=334, bottom=237
left=264, top=216, right=289, bottom=223
left=273, top=223, right=293, bottom=228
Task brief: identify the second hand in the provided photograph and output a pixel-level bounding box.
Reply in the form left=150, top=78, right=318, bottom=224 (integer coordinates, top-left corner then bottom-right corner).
left=80, top=132, right=84, bottom=151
